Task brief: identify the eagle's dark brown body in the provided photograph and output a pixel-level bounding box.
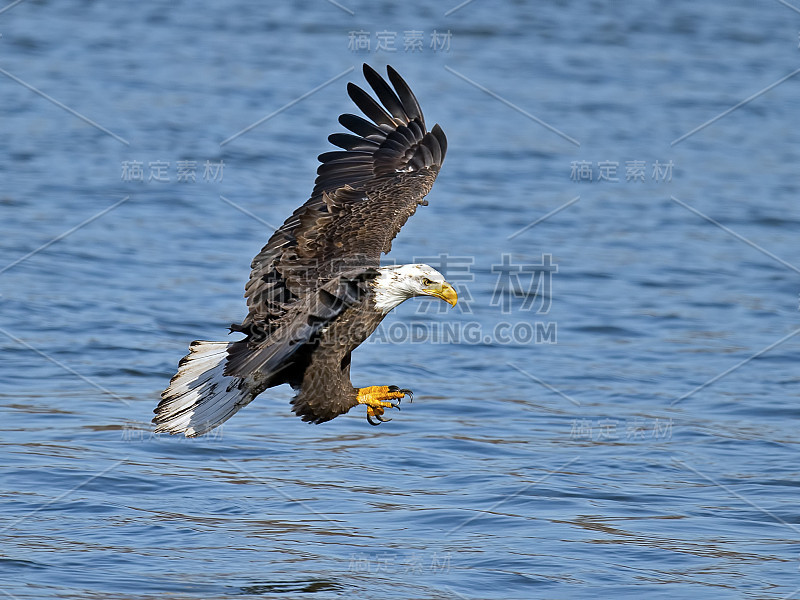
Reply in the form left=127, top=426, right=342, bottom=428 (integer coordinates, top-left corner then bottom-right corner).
left=289, top=299, right=386, bottom=423
left=227, top=268, right=387, bottom=423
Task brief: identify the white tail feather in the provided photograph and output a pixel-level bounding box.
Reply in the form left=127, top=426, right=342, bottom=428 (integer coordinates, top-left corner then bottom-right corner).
left=154, top=341, right=255, bottom=437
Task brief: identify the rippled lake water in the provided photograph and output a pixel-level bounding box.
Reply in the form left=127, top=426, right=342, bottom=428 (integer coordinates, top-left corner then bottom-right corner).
left=2, top=1, right=800, bottom=598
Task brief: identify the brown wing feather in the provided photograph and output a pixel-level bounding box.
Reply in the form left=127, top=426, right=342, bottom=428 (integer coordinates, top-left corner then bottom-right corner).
left=225, top=268, right=376, bottom=379
left=242, top=64, right=447, bottom=326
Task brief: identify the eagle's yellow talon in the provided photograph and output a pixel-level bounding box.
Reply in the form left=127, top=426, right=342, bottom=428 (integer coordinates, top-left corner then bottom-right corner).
left=358, top=385, right=410, bottom=425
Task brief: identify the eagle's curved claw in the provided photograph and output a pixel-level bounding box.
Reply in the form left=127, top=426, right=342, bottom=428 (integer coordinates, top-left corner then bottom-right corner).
left=388, top=386, right=413, bottom=404
left=367, top=408, right=393, bottom=425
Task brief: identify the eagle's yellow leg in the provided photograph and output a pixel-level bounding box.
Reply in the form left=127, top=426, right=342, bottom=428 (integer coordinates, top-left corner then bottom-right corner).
left=356, top=385, right=412, bottom=426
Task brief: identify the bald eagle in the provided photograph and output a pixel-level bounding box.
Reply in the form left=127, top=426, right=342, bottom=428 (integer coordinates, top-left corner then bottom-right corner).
left=153, top=65, right=455, bottom=437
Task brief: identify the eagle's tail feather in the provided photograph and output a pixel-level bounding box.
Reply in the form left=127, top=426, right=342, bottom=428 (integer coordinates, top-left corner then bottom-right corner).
left=153, top=340, right=255, bottom=437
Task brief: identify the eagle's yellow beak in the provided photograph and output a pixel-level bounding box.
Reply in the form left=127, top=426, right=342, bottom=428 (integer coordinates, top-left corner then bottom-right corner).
left=423, top=281, right=458, bottom=307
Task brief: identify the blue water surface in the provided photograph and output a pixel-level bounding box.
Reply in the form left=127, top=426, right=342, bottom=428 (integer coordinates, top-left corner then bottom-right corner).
left=2, top=1, right=800, bottom=598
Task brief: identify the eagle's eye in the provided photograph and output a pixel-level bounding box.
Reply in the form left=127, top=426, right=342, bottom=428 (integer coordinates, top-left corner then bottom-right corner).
left=422, top=277, right=433, bottom=286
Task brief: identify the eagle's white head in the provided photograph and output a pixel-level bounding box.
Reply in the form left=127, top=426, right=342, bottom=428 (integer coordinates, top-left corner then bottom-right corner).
left=372, top=264, right=458, bottom=314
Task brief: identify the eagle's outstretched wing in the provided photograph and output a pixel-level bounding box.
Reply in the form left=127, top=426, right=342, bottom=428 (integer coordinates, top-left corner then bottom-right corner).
left=242, top=64, right=447, bottom=327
